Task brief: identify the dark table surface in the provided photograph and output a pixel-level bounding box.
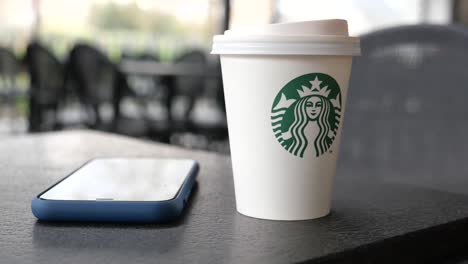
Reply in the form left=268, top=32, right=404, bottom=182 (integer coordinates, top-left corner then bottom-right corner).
left=1, top=130, right=468, bottom=264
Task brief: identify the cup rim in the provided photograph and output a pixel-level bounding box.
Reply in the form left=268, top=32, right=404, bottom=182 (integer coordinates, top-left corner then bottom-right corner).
left=212, top=35, right=360, bottom=56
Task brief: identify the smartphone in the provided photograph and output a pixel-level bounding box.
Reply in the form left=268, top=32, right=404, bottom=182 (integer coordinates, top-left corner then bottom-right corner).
left=32, top=158, right=199, bottom=223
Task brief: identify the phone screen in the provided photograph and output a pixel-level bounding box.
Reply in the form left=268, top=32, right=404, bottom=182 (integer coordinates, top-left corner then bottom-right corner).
left=39, top=158, right=195, bottom=202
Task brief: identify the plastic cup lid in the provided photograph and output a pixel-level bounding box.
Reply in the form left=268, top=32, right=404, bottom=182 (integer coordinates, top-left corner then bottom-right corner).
left=212, top=19, right=360, bottom=56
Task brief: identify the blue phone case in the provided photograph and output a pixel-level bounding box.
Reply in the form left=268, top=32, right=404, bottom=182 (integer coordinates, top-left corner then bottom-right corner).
left=31, top=159, right=199, bottom=223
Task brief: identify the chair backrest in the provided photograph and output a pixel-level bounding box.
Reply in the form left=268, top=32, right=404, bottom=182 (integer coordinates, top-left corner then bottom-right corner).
left=66, top=44, right=127, bottom=125
left=341, top=25, right=468, bottom=181
left=123, top=52, right=161, bottom=97
left=171, top=50, right=207, bottom=121
left=174, top=50, right=207, bottom=95
left=67, top=44, right=117, bottom=104
left=25, top=42, right=64, bottom=105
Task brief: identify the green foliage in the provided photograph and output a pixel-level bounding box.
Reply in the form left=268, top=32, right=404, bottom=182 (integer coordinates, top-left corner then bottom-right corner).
left=90, top=2, right=180, bottom=34
left=15, top=94, right=29, bottom=116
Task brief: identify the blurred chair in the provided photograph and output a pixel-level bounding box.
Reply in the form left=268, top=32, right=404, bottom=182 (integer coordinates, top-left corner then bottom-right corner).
left=214, top=60, right=226, bottom=113
left=342, top=25, right=468, bottom=191
left=66, top=44, right=149, bottom=136
left=25, top=42, right=64, bottom=132
left=168, top=50, right=228, bottom=150
left=122, top=52, right=172, bottom=141
left=190, top=59, right=228, bottom=139
left=65, top=44, right=120, bottom=129
left=0, top=47, right=23, bottom=133
left=170, top=50, right=207, bottom=127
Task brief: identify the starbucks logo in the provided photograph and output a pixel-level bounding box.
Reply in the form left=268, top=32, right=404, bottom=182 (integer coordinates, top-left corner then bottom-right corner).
left=271, top=73, right=342, bottom=158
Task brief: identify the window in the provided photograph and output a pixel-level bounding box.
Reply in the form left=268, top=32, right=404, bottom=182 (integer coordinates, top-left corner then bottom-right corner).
left=275, top=0, right=453, bottom=35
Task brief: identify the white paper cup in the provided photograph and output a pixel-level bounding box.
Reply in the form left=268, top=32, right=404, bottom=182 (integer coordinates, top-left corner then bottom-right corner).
left=212, top=20, right=360, bottom=220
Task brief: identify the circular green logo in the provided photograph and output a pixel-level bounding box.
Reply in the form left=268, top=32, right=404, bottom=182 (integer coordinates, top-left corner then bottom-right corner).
left=271, top=73, right=342, bottom=158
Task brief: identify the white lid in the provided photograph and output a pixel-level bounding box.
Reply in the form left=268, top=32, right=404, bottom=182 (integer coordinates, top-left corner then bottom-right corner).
left=211, top=19, right=360, bottom=56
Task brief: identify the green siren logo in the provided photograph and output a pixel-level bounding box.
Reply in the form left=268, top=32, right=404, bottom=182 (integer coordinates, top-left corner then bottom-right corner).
left=271, top=73, right=342, bottom=158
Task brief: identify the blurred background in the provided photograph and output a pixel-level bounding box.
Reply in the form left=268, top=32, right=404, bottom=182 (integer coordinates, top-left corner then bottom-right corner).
left=1, top=0, right=468, bottom=154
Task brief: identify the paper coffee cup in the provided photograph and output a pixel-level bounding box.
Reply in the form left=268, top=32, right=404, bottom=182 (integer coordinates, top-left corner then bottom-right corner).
left=212, top=20, right=360, bottom=220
